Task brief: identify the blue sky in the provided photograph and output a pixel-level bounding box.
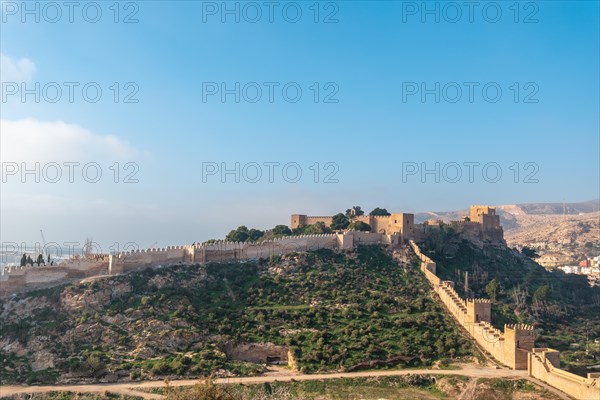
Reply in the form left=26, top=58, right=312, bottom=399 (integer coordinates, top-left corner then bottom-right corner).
left=1, top=1, right=599, bottom=249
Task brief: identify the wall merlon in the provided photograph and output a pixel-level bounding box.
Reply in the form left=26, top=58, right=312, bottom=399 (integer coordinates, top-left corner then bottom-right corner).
left=505, top=323, right=534, bottom=331
left=467, top=298, right=492, bottom=304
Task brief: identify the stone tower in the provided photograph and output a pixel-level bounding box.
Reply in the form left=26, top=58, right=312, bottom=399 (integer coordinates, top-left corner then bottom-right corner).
left=290, top=214, right=307, bottom=229
left=504, top=323, right=536, bottom=369
left=469, top=205, right=501, bottom=231
left=466, top=298, right=492, bottom=323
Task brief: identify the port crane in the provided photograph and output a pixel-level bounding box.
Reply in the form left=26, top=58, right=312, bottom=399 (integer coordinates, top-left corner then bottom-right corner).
left=39, top=229, right=47, bottom=257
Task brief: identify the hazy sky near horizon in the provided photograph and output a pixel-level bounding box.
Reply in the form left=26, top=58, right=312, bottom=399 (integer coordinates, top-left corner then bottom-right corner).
left=1, top=0, right=599, bottom=250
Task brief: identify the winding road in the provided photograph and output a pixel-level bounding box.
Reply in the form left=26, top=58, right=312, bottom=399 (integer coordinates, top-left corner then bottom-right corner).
left=0, top=365, right=572, bottom=399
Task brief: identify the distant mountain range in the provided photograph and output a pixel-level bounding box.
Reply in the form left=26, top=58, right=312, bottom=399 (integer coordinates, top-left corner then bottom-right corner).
left=415, top=199, right=599, bottom=228
left=509, top=199, right=600, bottom=215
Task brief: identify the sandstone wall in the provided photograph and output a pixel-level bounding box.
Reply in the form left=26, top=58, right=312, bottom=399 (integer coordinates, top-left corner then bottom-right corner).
left=304, top=216, right=334, bottom=226
left=110, top=234, right=344, bottom=274
left=0, top=259, right=109, bottom=296
left=348, top=231, right=385, bottom=244
left=109, top=246, right=193, bottom=274
left=528, top=349, right=600, bottom=400
left=3, top=232, right=392, bottom=296
left=409, top=240, right=600, bottom=400
left=410, top=240, right=536, bottom=370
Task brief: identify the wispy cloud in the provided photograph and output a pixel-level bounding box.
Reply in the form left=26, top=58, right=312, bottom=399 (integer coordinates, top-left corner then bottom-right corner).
left=0, top=53, right=36, bottom=83
left=0, top=119, right=142, bottom=163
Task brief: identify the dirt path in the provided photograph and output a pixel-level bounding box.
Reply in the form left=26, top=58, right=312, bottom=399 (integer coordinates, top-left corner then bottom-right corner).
left=0, top=366, right=573, bottom=400
left=0, top=366, right=531, bottom=399
left=457, top=376, right=478, bottom=400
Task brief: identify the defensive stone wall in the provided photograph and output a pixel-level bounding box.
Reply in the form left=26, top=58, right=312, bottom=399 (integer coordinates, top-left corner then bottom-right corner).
left=108, top=232, right=398, bottom=275
left=0, top=258, right=109, bottom=296
left=3, top=232, right=394, bottom=296
left=305, top=216, right=334, bottom=225
left=108, top=246, right=194, bottom=274
left=110, top=233, right=359, bottom=275
left=409, top=240, right=600, bottom=400
left=528, top=349, right=600, bottom=400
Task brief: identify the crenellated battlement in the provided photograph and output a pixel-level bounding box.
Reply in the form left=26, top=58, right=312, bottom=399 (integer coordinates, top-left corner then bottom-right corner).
left=108, top=232, right=358, bottom=275
left=505, top=323, right=534, bottom=331
left=467, top=298, right=492, bottom=304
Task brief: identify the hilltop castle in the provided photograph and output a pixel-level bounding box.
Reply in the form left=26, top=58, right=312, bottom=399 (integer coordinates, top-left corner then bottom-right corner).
left=291, top=212, right=415, bottom=238
left=1, top=205, right=502, bottom=297
left=292, top=205, right=503, bottom=242
left=1, top=203, right=597, bottom=399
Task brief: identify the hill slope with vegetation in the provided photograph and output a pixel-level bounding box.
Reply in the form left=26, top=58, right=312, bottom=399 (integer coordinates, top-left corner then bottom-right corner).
left=0, top=245, right=474, bottom=385
left=419, top=225, right=600, bottom=375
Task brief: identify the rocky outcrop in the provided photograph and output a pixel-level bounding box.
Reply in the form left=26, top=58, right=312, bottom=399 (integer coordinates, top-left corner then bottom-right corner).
left=221, top=342, right=289, bottom=364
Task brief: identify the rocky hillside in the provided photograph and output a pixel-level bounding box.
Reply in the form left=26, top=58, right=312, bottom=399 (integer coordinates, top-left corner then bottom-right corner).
left=0, top=245, right=475, bottom=385
left=502, top=211, right=599, bottom=265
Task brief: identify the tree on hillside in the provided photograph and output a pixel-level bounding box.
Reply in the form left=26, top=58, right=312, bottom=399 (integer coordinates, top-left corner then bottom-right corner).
left=345, top=206, right=364, bottom=218
left=348, top=221, right=371, bottom=231
left=532, top=285, right=550, bottom=304
left=485, top=278, right=500, bottom=302
left=248, top=228, right=264, bottom=242
left=271, top=225, right=292, bottom=236
left=369, top=207, right=391, bottom=216
left=521, top=246, right=539, bottom=259
left=301, top=222, right=332, bottom=235
left=331, top=213, right=350, bottom=230
left=226, top=226, right=249, bottom=242
left=225, top=226, right=265, bottom=242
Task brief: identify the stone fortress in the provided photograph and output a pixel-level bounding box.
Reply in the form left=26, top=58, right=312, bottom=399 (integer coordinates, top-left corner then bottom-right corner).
left=0, top=205, right=598, bottom=399
left=291, top=212, right=416, bottom=238
left=0, top=206, right=502, bottom=296
left=291, top=204, right=503, bottom=241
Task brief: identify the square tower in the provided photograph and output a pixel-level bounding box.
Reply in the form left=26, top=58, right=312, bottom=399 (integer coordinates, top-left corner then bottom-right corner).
left=387, top=213, right=415, bottom=239
left=290, top=214, right=307, bottom=229
left=504, top=324, right=535, bottom=350
left=469, top=206, right=500, bottom=231
left=466, top=299, right=492, bottom=323
left=504, top=324, right=535, bottom=369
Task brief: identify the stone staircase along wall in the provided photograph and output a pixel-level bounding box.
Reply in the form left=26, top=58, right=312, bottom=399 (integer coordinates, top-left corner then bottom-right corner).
left=409, top=240, right=600, bottom=400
